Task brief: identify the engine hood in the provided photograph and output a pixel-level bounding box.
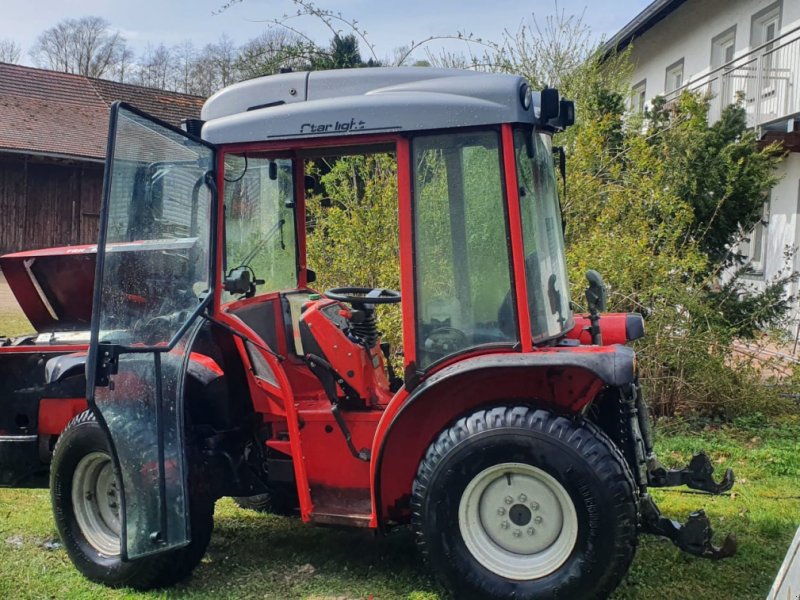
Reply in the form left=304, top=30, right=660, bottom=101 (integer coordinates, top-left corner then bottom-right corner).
left=1, top=239, right=196, bottom=333
left=1, top=244, right=97, bottom=332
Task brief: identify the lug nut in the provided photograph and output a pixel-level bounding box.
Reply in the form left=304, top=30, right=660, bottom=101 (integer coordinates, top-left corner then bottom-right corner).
left=530, top=502, right=539, bottom=511
left=527, top=527, right=536, bottom=536
left=500, top=521, right=510, bottom=530
left=497, top=507, right=506, bottom=516
left=504, top=496, right=514, bottom=505
left=518, top=493, right=527, bottom=503
left=534, top=516, right=543, bottom=524
left=513, top=529, right=522, bottom=538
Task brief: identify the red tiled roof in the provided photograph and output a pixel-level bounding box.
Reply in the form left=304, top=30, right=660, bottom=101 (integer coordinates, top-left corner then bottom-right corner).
left=0, top=62, right=205, bottom=161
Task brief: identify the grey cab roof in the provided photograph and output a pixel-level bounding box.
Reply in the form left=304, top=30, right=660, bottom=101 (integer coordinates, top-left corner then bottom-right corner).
left=201, top=67, right=539, bottom=145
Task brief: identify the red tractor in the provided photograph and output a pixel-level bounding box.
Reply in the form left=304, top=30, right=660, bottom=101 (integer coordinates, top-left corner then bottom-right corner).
left=0, top=67, right=735, bottom=599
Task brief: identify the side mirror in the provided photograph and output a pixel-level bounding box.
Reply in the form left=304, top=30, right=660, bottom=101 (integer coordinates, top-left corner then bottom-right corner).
left=224, top=267, right=263, bottom=298
left=558, top=99, right=575, bottom=128
left=306, top=268, right=317, bottom=284
left=585, top=270, right=607, bottom=313
left=540, top=88, right=560, bottom=123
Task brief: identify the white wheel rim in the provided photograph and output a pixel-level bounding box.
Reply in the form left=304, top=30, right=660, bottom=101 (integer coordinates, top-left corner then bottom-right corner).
left=458, top=462, right=578, bottom=580
left=71, top=452, right=121, bottom=557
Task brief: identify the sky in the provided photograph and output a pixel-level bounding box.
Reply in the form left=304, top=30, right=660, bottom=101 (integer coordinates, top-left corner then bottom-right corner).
left=0, top=0, right=651, bottom=67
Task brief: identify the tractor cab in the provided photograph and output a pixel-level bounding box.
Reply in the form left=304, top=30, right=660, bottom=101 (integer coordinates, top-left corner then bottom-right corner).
left=51, top=68, right=736, bottom=597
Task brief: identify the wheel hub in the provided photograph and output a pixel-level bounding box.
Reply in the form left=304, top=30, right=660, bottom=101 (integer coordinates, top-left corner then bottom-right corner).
left=509, top=503, right=532, bottom=526
left=71, top=452, right=121, bottom=557
left=458, top=462, right=578, bottom=580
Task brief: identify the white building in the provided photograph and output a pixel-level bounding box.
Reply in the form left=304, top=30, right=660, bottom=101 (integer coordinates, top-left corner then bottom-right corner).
left=605, top=0, right=800, bottom=328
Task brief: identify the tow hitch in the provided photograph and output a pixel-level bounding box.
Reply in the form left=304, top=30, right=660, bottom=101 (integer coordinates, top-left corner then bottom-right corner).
left=640, top=494, right=738, bottom=559
left=621, top=381, right=737, bottom=559
left=648, top=451, right=735, bottom=495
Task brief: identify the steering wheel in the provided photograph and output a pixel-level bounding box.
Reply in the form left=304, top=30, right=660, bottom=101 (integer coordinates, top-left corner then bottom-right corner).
left=324, top=287, right=402, bottom=305
left=424, top=326, right=468, bottom=354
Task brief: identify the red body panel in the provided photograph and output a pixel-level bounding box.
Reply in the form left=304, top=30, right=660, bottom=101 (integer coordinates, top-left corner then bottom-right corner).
left=502, top=124, right=534, bottom=352
left=567, top=313, right=631, bottom=346
left=299, top=298, right=393, bottom=406
left=38, top=398, right=87, bottom=435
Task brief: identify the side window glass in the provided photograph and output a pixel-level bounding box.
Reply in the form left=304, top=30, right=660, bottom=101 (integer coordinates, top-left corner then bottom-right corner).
left=223, top=156, right=297, bottom=301
left=413, top=131, right=517, bottom=369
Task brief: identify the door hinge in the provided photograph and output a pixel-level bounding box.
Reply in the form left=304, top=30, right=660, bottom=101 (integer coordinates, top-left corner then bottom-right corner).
left=94, top=343, right=120, bottom=387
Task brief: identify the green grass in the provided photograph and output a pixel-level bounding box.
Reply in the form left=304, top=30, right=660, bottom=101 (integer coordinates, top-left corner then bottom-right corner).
left=0, top=415, right=797, bottom=599
left=0, top=311, right=32, bottom=337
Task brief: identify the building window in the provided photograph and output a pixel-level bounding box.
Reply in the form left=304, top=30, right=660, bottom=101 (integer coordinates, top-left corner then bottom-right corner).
left=665, top=58, right=684, bottom=94
left=632, top=79, right=647, bottom=113
left=711, top=26, right=736, bottom=68
left=742, top=201, right=770, bottom=273
left=750, top=1, right=781, bottom=48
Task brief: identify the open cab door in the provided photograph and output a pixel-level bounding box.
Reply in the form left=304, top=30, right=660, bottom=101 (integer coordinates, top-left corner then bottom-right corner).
left=87, top=103, right=216, bottom=560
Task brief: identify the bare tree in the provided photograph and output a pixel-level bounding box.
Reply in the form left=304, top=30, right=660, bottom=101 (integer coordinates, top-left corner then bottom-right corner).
left=236, top=29, right=310, bottom=80
left=208, top=35, right=238, bottom=88
left=136, top=43, right=174, bottom=89
left=218, top=0, right=494, bottom=67
left=172, top=40, right=196, bottom=93
left=188, top=35, right=239, bottom=97
left=112, top=46, right=135, bottom=83
left=29, top=17, right=128, bottom=78
left=0, top=39, right=22, bottom=64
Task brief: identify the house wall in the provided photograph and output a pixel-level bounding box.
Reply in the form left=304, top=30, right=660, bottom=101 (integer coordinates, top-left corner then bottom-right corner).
left=748, top=153, right=800, bottom=289
left=628, top=0, right=800, bottom=105
left=622, top=0, right=800, bottom=329
left=0, top=155, right=103, bottom=253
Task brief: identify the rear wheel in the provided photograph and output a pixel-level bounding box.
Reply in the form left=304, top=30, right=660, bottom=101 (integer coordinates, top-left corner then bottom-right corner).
left=411, top=406, right=638, bottom=600
left=51, top=410, right=214, bottom=590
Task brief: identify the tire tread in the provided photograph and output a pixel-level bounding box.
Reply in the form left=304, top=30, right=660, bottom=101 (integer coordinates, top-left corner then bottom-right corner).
left=410, top=405, right=638, bottom=600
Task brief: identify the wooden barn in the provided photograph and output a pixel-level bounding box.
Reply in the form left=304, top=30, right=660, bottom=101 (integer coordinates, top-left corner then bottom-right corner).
left=0, top=63, right=204, bottom=253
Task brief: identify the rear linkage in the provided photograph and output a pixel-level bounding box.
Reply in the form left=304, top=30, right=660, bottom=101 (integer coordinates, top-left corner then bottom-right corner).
left=620, top=381, right=737, bottom=560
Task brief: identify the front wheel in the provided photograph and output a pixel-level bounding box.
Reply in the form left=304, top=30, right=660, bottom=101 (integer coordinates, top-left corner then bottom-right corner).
left=51, top=410, right=214, bottom=590
left=411, top=406, right=638, bottom=600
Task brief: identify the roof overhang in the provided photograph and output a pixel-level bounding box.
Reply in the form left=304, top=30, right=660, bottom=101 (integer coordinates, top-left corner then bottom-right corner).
left=0, top=147, right=105, bottom=165
left=601, top=0, right=687, bottom=57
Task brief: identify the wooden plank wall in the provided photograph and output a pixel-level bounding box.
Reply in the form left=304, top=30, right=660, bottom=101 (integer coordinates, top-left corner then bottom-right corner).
left=0, top=155, right=103, bottom=253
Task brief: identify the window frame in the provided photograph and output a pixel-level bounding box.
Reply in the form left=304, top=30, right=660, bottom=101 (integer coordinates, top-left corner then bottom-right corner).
left=632, top=79, right=647, bottom=113
left=711, top=25, right=737, bottom=68
left=665, top=58, right=685, bottom=94
left=220, top=151, right=301, bottom=301
left=750, top=1, right=782, bottom=47
left=743, top=200, right=770, bottom=275
left=409, top=126, right=520, bottom=372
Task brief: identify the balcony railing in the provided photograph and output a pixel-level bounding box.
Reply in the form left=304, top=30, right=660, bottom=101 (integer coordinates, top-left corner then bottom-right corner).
left=662, top=24, right=800, bottom=128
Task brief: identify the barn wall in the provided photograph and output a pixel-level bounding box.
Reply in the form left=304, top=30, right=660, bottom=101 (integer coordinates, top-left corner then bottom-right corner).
left=0, top=155, right=103, bottom=253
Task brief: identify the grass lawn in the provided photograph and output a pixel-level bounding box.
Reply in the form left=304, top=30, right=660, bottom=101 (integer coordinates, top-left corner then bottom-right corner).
left=0, top=311, right=31, bottom=337
left=0, top=312, right=797, bottom=598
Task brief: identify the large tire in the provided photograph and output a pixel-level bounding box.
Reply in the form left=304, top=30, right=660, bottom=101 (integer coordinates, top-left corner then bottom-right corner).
left=411, top=406, right=638, bottom=600
left=50, top=410, right=214, bottom=590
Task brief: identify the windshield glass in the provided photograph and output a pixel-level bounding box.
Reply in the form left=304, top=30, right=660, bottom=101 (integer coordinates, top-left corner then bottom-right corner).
left=514, top=129, right=573, bottom=341
left=412, top=130, right=518, bottom=369
left=223, top=155, right=297, bottom=301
